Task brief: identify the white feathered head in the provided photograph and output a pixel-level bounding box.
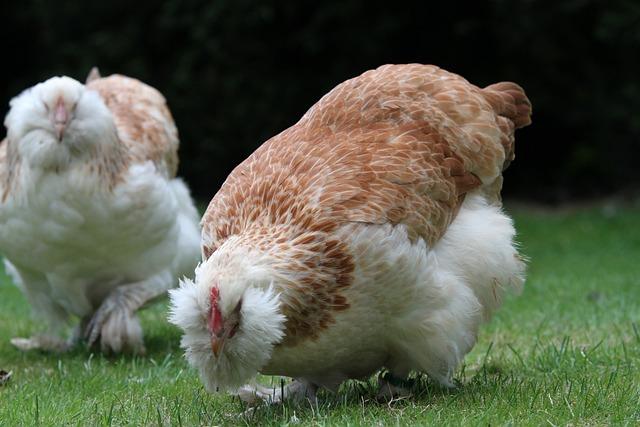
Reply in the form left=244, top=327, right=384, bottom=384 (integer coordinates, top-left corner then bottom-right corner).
left=168, top=239, right=287, bottom=392
left=4, top=75, right=115, bottom=169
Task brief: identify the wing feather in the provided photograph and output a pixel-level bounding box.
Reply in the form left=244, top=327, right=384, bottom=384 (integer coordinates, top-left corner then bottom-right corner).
left=202, top=64, right=531, bottom=253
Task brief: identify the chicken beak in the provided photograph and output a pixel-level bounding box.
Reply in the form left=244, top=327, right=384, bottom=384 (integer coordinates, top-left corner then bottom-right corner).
left=211, top=336, right=224, bottom=358
left=55, top=124, right=66, bottom=141
left=53, top=98, right=69, bottom=141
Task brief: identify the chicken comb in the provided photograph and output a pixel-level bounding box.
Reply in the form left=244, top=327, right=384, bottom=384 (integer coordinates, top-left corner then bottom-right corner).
left=208, top=287, right=223, bottom=334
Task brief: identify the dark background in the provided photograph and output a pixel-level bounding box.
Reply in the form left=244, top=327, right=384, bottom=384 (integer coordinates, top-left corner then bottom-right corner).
left=2, top=0, right=639, bottom=203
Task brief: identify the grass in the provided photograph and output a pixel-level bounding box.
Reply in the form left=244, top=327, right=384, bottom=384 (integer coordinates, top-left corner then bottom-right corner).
left=1, top=202, right=639, bottom=426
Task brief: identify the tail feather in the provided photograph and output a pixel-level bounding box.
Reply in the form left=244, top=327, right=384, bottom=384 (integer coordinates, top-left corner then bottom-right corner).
left=483, top=82, right=532, bottom=129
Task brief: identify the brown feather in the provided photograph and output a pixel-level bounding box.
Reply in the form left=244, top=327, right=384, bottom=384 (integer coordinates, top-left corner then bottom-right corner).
left=86, top=75, right=180, bottom=178
left=202, top=64, right=531, bottom=344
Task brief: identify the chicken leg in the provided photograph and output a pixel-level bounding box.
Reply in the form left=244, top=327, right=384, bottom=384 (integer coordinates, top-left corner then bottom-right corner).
left=84, top=270, right=173, bottom=354
left=8, top=262, right=71, bottom=352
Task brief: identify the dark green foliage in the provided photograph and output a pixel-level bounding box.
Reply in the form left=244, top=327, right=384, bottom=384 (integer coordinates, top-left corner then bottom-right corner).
left=2, top=0, right=639, bottom=202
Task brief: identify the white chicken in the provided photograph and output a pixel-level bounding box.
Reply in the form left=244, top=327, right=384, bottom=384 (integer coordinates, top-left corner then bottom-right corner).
left=0, top=69, right=201, bottom=354
left=169, top=64, right=531, bottom=402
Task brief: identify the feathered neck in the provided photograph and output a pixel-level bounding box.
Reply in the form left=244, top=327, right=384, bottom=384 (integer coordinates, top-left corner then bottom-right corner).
left=201, top=225, right=356, bottom=347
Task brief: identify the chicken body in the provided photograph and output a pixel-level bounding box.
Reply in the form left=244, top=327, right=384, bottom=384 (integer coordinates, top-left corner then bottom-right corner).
left=170, top=64, right=531, bottom=401
left=261, top=194, right=522, bottom=390
left=1, top=72, right=201, bottom=353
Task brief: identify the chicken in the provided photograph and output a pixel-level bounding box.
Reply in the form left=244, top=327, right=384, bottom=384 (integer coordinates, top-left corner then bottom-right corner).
left=0, top=68, right=201, bottom=354
left=169, top=64, right=531, bottom=402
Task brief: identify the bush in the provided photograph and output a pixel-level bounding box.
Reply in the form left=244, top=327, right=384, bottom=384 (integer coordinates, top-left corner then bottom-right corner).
left=2, top=0, right=639, bottom=202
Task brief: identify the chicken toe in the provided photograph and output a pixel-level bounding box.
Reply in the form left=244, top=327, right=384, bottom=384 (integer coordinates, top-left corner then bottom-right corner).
left=84, top=288, right=145, bottom=354
left=10, top=335, right=71, bottom=352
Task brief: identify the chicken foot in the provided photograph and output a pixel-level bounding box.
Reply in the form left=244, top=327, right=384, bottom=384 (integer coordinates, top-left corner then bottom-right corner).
left=9, top=264, right=71, bottom=352
left=84, top=271, right=173, bottom=354
left=235, top=378, right=318, bottom=405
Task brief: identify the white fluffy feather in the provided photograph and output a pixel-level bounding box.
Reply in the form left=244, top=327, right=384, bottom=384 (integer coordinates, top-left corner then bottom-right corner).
left=0, top=75, right=201, bottom=353
left=6, top=77, right=116, bottom=170
left=169, top=259, right=286, bottom=391
left=171, top=193, right=524, bottom=392
left=261, top=193, right=524, bottom=388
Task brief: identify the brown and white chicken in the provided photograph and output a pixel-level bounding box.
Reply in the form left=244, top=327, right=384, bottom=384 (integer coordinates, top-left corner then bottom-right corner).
left=169, top=64, right=531, bottom=402
left=0, top=69, right=201, bottom=354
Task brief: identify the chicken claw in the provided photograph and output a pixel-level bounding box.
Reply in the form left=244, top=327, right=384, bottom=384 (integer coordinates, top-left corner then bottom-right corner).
left=10, top=335, right=71, bottom=352
left=84, top=287, right=145, bottom=354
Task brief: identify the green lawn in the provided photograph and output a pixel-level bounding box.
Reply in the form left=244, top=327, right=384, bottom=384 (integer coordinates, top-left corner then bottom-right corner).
left=1, top=204, right=639, bottom=426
